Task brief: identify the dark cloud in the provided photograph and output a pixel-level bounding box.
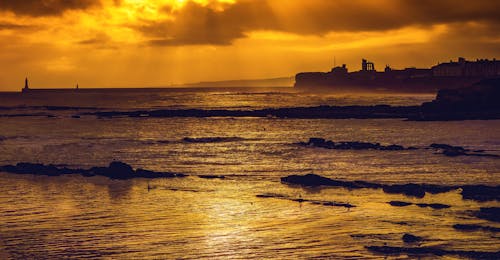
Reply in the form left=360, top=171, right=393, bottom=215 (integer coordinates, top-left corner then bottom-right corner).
left=0, top=0, right=101, bottom=16
left=136, top=0, right=500, bottom=46
left=139, top=0, right=277, bottom=46
left=0, top=22, right=32, bottom=30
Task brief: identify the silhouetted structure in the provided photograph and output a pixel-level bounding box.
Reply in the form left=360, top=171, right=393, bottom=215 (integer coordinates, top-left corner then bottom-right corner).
left=22, top=77, right=29, bottom=93
left=361, top=59, right=375, bottom=71
left=295, top=57, right=500, bottom=92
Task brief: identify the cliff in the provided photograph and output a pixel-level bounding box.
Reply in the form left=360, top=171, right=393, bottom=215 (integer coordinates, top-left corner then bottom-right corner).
left=417, top=78, right=500, bottom=120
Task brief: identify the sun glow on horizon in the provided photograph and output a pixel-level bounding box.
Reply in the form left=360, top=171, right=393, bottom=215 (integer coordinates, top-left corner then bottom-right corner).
left=0, top=0, right=497, bottom=89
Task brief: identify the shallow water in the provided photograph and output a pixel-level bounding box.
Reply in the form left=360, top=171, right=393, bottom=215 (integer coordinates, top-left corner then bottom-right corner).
left=0, top=90, right=498, bottom=259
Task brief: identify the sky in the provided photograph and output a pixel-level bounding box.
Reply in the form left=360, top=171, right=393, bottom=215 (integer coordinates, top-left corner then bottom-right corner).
left=0, top=0, right=499, bottom=90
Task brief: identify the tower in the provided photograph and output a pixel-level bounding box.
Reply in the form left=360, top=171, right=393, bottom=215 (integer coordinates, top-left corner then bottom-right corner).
left=22, top=77, right=30, bottom=93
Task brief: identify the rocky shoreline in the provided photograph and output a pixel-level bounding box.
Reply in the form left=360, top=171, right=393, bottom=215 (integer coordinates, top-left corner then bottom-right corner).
left=0, top=161, right=186, bottom=180
left=76, top=78, right=500, bottom=121
left=298, top=138, right=499, bottom=157
left=281, top=173, right=500, bottom=202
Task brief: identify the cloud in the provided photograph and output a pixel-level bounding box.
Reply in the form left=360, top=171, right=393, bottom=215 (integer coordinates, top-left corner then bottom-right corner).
left=138, top=0, right=277, bottom=46
left=0, top=0, right=101, bottom=16
left=0, top=22, right=33, bottom=30
left=135, top=0, right=500, bottom=46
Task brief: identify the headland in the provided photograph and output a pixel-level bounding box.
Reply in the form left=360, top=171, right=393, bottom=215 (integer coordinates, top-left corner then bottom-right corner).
left=295, top=57, right=500, bottom=93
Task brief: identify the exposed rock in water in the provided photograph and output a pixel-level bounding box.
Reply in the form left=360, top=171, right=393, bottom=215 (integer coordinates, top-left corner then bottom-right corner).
left=299, top=138, right=407, bottom=151
left=382, top=184, right=426, bottom=198
left=453, top=224, right=500, bottom=233
left=198, top=175, right=225, bottom=179
left=415, top=203, right=451, bottom=209
left=366, top=245, right=500, bottom=258
left=473, top=207, right=500, bottom=223
left=256, top=193, right=355, bottom=208
left=388, top=201, right=450, bottom=209
left=462, top=185, right=500, bottom=201
left=281, top=173, right=498, bottom=202
left=430, top=143, right=499, bottom=158
left=0, top=162, right=186, bottom=180
left=389, top=201, right=413, bottom=207
left=182, top=137, right=245, bottom=143
left=402, top=233, right=422, bottom=243
left=82, top=105, right=420, bottom=120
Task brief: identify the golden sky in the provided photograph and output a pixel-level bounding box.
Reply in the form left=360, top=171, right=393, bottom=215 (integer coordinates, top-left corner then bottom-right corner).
left=0, top=0, right=499, bottom=90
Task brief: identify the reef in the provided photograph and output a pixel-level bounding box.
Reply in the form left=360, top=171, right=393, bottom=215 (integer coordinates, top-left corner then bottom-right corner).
left=473, top=207, right=500, bottom=223
left=298, top=138, right=499, bottom=158
left=0, top=161, right=186, bottom=180
left=81, top=105, right=420, bottom=120
left=388, top=201, right=450, bottom=209
left=182, top=137, right=246, bottom=143
left=366, top=245, right=500, bottom=258
left=281, top=173, right=500, bottom=201
left=402, top=233, right=423, bottom=243
left=453, top=224, right=500, bottom=233
left=298, top=138, right=409, bottom=151
left=256, top=193, right=355, bottom=208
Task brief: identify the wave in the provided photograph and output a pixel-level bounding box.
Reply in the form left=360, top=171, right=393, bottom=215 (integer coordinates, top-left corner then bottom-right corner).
left=0, top=105, right=102, bottom=111
left=81, top=105, right=420, bottom=119
left=182, top=137, right=247, bottom=143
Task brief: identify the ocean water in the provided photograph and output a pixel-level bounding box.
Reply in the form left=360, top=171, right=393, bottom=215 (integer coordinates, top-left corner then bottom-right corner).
left=0, top=89, right=498, bottom=259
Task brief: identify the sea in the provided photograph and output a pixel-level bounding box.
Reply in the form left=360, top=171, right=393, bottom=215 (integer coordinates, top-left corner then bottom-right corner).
left=0, top=88, right=498, bottom=259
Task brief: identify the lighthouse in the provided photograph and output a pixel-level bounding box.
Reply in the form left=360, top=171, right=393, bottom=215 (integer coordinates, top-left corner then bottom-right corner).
left=22, top=77, right=29, bottom=93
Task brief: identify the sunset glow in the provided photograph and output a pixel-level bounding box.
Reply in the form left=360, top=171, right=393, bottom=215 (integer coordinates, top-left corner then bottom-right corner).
left=0, top=0, right=498, bottom=90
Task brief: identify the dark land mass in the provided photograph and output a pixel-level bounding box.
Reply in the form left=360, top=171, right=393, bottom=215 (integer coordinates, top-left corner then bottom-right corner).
left=366, top=245, right=500, bottom=259
left=79, top=78, right=500, bottom=121
left=281, top=173, right=500, bottom=202
left=295, top=57, right=500, bottom=94
left=0, top=161, right=186, bottom=180
left=453, top=224, right=500, bottom=233
left=299, top=138, right=499, bottom=158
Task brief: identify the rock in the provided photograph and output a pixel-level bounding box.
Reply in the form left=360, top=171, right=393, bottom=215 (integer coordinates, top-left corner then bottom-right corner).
left=453, top=224, right=500, bottom=233
left=102, top=161, right=135, bottom=179
left=136, top=168, right=179, bottom=178
left=415, top=203, right=451, bottom=209
left=281, top=173, right=363, bottom=188
left=182, top=137, right=244, bottom=143
left=198, top=175, right=225, bottom=179
left=0, top=161, right=185, bottom=180
left=418, top=78, right=500, bottom=121
left=402, top=233, right=422, bottom=243
left=256, top=193, right=355, bottom=208
left=389, top=201, right=413, bottom=207
left=301, top=138, right=410, bottom=151
left=366, top=245, right=500, bottom=258
left=383, top=184, right=426, bottom=198
left=461, top=185, right=500, bottom=202
left=474, top=207, right=500, bottom=223
left=430, top=143, right=466, bottom=151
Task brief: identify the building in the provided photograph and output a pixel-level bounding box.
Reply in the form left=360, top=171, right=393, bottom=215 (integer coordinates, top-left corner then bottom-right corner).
left=361, top=59, right=375, bottom=71
left=432, top=57, right=500, bottom=77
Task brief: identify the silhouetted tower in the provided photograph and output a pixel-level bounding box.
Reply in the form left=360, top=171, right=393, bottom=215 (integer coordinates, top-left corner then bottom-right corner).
left=76, top=83, right=79, bottom=90
left=362, top=59, right=375, bottom=71
left=22, top=77, right=30, bottom=93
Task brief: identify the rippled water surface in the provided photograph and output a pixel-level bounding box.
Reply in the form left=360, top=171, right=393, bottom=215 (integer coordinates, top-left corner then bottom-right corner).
left=0, top=89, right=498, bottom=259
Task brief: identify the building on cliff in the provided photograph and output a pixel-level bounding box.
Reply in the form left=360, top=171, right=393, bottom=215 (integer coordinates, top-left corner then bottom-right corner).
left=295, top=57, right=500, bottom=92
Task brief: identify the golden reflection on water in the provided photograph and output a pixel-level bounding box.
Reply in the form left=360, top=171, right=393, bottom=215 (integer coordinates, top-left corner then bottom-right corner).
left=0, top=173, right=498, bottom=259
